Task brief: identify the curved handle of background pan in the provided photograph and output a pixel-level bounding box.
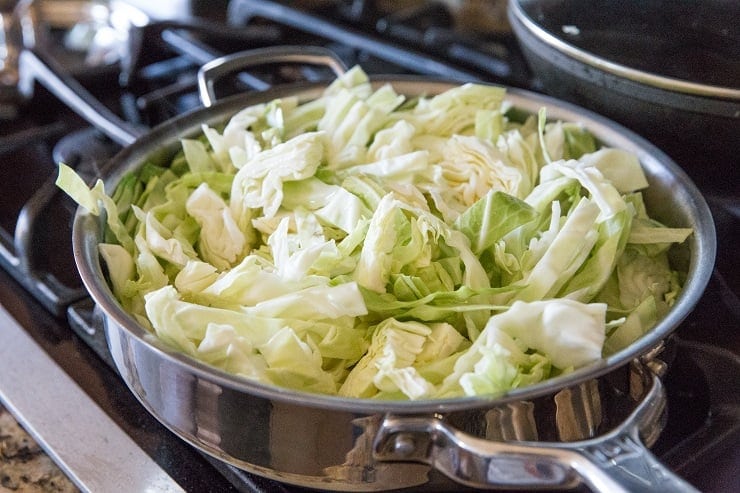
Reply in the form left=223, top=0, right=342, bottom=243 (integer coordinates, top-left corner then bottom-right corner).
left=197, top=45, right=348, bottom=108
left=374, top=368, right=700, bottom=493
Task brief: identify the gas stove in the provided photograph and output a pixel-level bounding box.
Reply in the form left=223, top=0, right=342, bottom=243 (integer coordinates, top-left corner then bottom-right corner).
left=0, top=1, right=738, bottom=492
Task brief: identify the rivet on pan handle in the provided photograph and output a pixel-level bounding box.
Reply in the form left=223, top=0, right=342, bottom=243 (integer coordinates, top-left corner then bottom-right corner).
left=374, top=370, right=699, bottom=492
left=197, top=45, right=348, bottom=107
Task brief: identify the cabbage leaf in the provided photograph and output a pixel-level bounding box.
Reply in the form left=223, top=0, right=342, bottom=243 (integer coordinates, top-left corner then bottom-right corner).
left=57, top=66, right=691, bottom=401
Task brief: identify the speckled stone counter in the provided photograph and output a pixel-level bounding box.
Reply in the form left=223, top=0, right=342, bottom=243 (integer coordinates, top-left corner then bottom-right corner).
left=0, top=406, right=78, bottom=493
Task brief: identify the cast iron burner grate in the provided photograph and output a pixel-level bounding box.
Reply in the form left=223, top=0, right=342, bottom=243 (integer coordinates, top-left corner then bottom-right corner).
left=226, top=0, right=531, bottom=87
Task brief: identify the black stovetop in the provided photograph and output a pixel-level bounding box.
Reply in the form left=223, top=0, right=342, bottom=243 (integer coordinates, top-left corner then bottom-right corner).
left=0, top=1, right=738, bottom=492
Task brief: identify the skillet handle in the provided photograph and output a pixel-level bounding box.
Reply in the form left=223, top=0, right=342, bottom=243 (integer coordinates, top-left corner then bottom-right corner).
left=374, top=372, right=699, bottom=492
left=196, top=45, right=347, bottom=107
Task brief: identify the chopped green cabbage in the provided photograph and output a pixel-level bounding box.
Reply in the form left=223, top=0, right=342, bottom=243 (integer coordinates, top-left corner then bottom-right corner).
left=56, top=67, right=691, bottom=400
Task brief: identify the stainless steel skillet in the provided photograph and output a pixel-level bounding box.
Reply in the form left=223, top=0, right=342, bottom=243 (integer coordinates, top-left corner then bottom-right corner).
left=70, top=47, right=715, bottom=492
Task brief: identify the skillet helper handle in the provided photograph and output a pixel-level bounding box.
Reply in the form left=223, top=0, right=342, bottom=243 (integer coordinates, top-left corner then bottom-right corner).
left=374, top=372, right=699, bottom=492
left=197, top=45, right=347, bottom=107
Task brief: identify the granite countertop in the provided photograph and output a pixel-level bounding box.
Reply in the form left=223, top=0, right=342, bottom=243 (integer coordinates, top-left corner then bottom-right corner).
left=0, top=406, right=78, bottom=493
